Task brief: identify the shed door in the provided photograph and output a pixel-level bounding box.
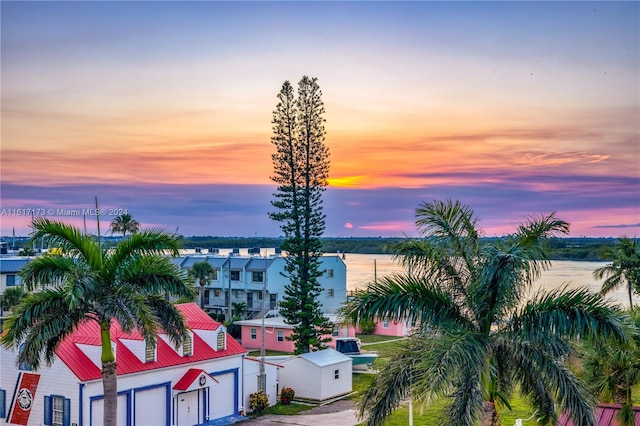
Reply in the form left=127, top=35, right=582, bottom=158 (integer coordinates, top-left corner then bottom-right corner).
left=209, top=372, right=235, bottom=420
left=135, top=386, right=168, bottom=426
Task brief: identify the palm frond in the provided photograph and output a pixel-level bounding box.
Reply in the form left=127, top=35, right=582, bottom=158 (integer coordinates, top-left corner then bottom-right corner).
left=439, top=367, right=484, bottom=426
left=19, top=254, right=78, bottom=291
left=510, top=286, right=633, bottom=343
left=29, top=217, right=103, bottom=269
left=1, top=289, right=89, bottom=369
left=106, top=229, right=181, bottom=275
left=338, top=274, right=473, bottom=331
left=414, top=199, right=480, bottom=277
left=513, top=212, right=570, bottom=254
left=413, top=331, right=489, bottom=426
left=146, top=295, right=188, bottom=347
left=507, top=339, right=596, bottom=426
left=358, top=337, right=425, bottom=426
left=117, top=255, right=194, bottom=299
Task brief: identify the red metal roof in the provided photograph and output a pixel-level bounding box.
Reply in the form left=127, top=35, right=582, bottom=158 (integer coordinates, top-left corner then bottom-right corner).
left=173, top=368, right=218, bottom=391
left=56, top=303, right=247, bottom=381
left=557, top=404, right=640, bottom=426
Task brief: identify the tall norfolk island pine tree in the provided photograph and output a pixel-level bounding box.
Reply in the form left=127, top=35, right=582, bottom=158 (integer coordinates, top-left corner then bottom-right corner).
left=269, top=76, right=333, bottom=354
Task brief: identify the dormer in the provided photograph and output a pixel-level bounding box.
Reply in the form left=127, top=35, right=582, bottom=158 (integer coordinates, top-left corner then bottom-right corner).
left=193, top=325, right=227, bottom=351
left=158, top=330, right=193, bottom=357
left=119, top=337, right=151, bottom=363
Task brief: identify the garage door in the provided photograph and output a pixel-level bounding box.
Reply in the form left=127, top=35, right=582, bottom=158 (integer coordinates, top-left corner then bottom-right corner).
left=91, top=393, right=129, bottom=426
left=134, top=385, right=168, bottom=426
left=209, top=372, right=236, bottom=420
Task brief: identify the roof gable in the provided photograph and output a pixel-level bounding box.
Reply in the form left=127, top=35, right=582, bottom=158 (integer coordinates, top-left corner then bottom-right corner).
left=55, top=303, right=246, bottom=381
left=173, top=368, right=218, bottom=392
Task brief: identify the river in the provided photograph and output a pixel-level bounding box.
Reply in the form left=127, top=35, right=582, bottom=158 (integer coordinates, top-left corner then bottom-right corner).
left=342, top=253, right=637, bottom=308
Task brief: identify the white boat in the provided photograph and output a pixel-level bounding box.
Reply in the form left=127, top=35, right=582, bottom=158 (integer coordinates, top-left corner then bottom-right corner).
left=335, top=337, right=378, bottom=371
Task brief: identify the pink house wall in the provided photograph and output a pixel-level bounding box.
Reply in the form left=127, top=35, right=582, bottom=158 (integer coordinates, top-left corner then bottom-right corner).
left=240, top=326, right=296, bottom=352
left=355, top=318, right=410, bottom=336
left=239, top=323, right=357, bottom=353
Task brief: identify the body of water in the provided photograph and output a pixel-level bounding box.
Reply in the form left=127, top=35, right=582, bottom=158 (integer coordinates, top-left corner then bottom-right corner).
left=343, top=253, right=637, bottom=308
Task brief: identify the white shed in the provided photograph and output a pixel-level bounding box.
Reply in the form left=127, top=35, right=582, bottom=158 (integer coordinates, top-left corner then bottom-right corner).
left=278, top=349, right=352, bottom=401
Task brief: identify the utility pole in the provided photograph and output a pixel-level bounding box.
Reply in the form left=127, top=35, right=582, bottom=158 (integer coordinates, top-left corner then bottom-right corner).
left=258, top=270, right=267, bottom=391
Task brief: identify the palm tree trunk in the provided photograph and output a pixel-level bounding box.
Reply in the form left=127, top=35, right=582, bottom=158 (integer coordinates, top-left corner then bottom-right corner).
left=628, top=284, right=633, bottom=310
left=100, top=321, right=117, bottom=426
left=102, top=361, right=118, bottom=426
left=200, top=281, right=205, bottom=309
left=614, top=384, right=629, bottom=405
left=479, top=401, right=502, bottom=426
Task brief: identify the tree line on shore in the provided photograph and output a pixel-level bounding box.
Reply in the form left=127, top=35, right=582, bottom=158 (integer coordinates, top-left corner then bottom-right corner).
left=175, top=235, right=624, bottom=261
left=6, top=234, right=628, bottom=262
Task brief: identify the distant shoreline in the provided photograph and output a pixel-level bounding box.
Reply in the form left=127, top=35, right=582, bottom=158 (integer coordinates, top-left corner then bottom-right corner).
left=2, top=236, right=629, bottom=262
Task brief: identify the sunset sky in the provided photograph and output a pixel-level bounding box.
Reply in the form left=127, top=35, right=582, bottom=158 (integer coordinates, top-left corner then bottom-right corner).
left=1, top=1, right=638, bottom=238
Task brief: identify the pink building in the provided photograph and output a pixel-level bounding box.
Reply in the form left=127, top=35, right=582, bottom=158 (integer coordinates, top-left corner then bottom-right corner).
left=236, top=315, right=356, bottom=353
left=356, top=317, right=415, bottom=337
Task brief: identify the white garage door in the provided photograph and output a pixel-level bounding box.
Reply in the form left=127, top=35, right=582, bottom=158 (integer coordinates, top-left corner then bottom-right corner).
left=135, top=385, right=168, bottom=426
left=91, top=394, right=129, bottom=426
left=209, top=372, right=235, bottom=420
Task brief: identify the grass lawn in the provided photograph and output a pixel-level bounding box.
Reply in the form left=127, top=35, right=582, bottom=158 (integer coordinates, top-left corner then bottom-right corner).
left=352, top=335, right=541, bottom=425
left=358, top=334, right=405, bottom=344
left=256, top=402, right=314, bottom=416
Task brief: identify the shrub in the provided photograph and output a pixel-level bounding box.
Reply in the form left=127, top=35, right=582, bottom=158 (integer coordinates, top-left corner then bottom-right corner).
left=280, top=387, right=295, bottom=405
left=358, top=318, right=377, bottom=335
left=249, top=390, right=269, bottom=412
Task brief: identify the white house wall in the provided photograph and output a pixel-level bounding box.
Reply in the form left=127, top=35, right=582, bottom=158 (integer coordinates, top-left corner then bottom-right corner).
left=243, top=360, right=279, bottom=412
left=0, top=352, right=81, bottom=426
left=0, top=346, right=245, bottom=426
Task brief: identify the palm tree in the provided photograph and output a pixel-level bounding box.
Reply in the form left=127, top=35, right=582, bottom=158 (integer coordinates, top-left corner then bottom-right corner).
left=190, top=260, right=214, bottom=309
left=1, top=287, right=26, bottom=312
left=594, top=237, right=640, bottom=309
left=110, top=213, right=140, bottom=238
left=1, top=218, right=195, bottom=426
left=340, top=200, right=632, bottom=426
left=583, top=308, right=640, bottom=426
left=232, top=301, right=248, bottom=321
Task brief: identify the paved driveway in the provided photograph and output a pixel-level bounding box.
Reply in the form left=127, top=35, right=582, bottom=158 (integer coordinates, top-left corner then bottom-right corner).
left=241, top=400, right=360, bottom=426
left=241, top=409, right=359, bottom=426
